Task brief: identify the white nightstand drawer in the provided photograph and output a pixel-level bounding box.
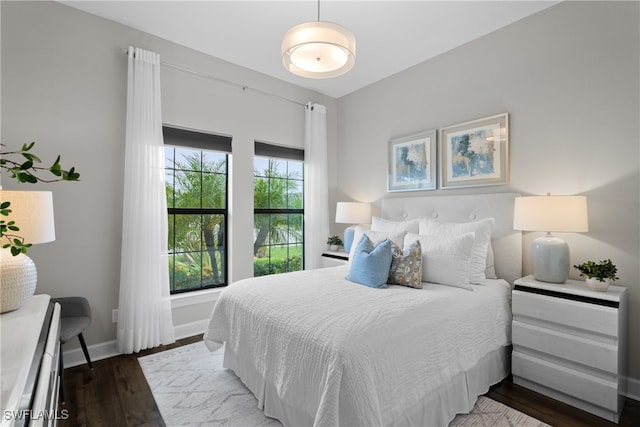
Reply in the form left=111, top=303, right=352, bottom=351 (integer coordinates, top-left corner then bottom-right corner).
left=513, top=290, right=619, bottom=337
left=512, top=320, right=619, bottom=374
left=513, top=351, right=619, bottom=411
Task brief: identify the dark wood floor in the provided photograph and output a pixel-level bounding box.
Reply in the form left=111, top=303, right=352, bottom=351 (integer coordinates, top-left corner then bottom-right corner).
left=58, top=335, right=640, bottom=427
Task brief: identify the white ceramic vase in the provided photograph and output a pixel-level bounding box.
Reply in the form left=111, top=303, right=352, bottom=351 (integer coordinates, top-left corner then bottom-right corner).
left=585, top=277, right=610, bottom=292
left=0, top=249, right=38, bottom=313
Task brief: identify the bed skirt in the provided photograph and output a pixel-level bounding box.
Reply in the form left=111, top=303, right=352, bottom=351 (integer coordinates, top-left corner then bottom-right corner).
left=222, top=344, right=511, bottom=427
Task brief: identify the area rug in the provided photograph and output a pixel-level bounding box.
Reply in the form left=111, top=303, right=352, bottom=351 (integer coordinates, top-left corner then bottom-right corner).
left=139, top=342, right=549, bottom=427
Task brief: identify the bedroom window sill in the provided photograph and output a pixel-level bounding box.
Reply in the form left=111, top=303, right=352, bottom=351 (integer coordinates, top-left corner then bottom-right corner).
left=170, top=288, right=223, bottom=309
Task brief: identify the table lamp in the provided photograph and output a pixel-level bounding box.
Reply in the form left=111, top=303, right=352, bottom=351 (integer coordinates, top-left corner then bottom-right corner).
left=0, top=190, right=55, bottom=313
left=335, top=202, right=371, bottom=252
left=513, top=194, right=588, bottom=284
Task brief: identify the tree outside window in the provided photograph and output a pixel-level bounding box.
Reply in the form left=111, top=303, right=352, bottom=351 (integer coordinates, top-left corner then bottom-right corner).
left=165, top=146, right=228, bottom=293
left=253, top=155, right=304, bottom=276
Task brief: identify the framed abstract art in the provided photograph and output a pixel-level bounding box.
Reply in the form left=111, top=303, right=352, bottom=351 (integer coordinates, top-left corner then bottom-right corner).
left=439, top=113, right=509, bottom=189
left=388, top=129, right=437, bottom=192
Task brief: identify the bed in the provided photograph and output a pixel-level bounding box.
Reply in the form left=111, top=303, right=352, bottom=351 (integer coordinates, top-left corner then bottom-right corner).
left=204, top=193, right=522, bottom=426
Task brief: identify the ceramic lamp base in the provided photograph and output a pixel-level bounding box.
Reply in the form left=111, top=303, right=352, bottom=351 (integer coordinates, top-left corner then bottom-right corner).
left=0, top=249, right=38, bottom=313
left=343, top=226, right=356, bottom=253
left=531, top=234, right=569, bottom=284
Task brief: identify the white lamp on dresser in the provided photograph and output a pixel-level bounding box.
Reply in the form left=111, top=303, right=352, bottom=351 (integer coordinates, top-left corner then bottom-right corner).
left=0, top=190, right=56, bottom=313
left=513, top=194, right=588, bottom=283
left=335, top=202, right=371, bottom=252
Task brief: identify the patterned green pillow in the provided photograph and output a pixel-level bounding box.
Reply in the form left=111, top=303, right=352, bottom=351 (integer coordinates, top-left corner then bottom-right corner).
left=388, top=240, right=422, bottom=288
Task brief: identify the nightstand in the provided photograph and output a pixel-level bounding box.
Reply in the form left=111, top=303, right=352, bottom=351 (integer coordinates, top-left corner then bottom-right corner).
left=512, top=275, right=627, bottom=423
left=320, top=251, right=349, bottom=268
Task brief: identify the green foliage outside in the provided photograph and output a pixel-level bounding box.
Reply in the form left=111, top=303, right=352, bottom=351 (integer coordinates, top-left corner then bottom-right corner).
left=166, top=151, right=304, bottom=291
left=166, top=148, right=226, bottom=292
left=253, top=158, right=304, bottom=277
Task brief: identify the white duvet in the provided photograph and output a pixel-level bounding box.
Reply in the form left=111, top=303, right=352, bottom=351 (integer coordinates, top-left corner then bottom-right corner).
left=204, top=266, right=511, bottom=427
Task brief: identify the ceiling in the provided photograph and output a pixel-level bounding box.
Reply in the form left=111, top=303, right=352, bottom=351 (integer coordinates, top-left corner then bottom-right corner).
left=60, top=1, right=558, bottom=98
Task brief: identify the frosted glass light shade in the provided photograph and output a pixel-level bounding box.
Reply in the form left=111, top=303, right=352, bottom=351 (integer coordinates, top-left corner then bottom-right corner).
left=282, top=21, right=356, bottom=78
left=335, top=202, right=370, bottom=224
left=0, top=190, right=55, bottom=243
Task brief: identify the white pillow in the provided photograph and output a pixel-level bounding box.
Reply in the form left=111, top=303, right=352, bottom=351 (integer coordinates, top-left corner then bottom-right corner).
left=349, top=226, right=406, bottom=265
left=405, top=232, right=475, bottom=291
left=485, top=243, right=497, bottom=279
left=371, top=216, right=420, bottom=234
left=419, top=217, right=494, bottom=284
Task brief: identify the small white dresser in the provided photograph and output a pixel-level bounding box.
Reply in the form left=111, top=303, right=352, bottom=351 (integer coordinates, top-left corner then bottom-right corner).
left=1, top=295, right=62, bottom=427
left=512, top=275, right=627, bottom=423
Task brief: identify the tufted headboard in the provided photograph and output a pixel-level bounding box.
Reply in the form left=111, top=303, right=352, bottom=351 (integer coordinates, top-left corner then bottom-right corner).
left=381, top=193, right=522, bottom=284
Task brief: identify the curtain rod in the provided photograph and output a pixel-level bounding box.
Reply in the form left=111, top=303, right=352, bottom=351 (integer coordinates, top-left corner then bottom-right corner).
left=123, top=48, right=307, bottom=108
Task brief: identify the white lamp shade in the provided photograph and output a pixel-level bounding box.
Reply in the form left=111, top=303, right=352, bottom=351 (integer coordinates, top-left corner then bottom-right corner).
left=335, top=202, right=370, bottom=224
left=0, top=190, right=55, bottom=244
left=513, top=195, right=588, bottom=233
left=282, top=21, right=356, bottom=78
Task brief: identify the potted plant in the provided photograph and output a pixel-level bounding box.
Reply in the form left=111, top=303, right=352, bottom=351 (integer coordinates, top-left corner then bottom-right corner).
left=326, top=235, right=343, bottom=251
left=1, top=142, right=79, bottom=313
left=573, top=259, right=619, bottom=292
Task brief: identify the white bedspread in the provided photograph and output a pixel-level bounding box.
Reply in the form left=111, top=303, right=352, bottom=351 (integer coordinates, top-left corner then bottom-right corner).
left=204, top=266, right=511, bottom=427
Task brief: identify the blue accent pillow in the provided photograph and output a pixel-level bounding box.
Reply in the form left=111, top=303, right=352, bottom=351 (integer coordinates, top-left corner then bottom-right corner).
left=346, top=235, right=392, bottom=288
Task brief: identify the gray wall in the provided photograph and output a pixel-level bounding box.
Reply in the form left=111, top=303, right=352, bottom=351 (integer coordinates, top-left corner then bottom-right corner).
left=1, top=1, right=337, bottom=350
left=336, top=1, right=640, bottom=386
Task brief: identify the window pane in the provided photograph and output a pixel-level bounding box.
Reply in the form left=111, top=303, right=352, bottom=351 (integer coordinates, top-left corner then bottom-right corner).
left=175, top=148, right=201, bottom=171
left=201, top=214, right=225, bottom=286
left=287, top=180, right=303, bottom=209
left=254, top=156, right=270, bottom=178
left=172, top=251, right=202, bottom=292
left=254, top=213, right=271, bottom=252
left=174, top=171, right=202, bottom=208
left=254, top=177, right=269, bottom=209
left=173, top=214, right=202, bottom=251
left=167, top=214, right=175, bottom=252
left=289, top=214, right=303, bottom=243
left=165, top=170, right=175, bottom=208
left=202, top=150, right=226, bottom=173
left=269, top=177, right=287, bottom=208
left=202, top=172, right=226, bottom=208
left=164, top=146, right=175, bottom=167
left=288, top=160, right=303, bottom=178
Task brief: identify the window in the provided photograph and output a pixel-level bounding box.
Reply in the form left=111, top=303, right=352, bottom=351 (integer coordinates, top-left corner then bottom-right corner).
left=164, top=126, right=231, bottom=293
left=253, top=142, right=304, bottom=277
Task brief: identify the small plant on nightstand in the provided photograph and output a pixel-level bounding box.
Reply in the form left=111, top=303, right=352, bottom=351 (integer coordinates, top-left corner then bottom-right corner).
left=574, top=259, right=619, bottom=292
left=326, top=235, right=343, bottom=251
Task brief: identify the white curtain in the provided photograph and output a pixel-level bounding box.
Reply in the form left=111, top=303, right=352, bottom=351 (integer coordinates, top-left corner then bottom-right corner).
left=117, top=46, right=175, bottom=354
left=304, top=103, right=330, bottom=269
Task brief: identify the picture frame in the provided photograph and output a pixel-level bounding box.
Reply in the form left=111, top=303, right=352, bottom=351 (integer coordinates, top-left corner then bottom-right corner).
left=439, top=113, right=509, bottom=189
left=387, top=129, right=437, bottom=192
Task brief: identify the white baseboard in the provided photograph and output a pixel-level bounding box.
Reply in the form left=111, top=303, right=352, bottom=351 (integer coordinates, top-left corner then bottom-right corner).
left=626, top=376, right=640, bottom=401
left=62, top=319, right=209, bottom=369
left=62, top=339, right=119, bottom=369
left=173, top=318, right=208, bottom=340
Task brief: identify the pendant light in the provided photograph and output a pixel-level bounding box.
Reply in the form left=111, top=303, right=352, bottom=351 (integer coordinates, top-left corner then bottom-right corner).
left=281, top=0, right=356, bottom=79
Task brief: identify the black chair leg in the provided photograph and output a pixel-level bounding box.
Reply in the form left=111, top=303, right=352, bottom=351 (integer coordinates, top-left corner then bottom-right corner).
left=59, top=345, right=65, bottom=404
left=78, top=333, right=93, bottom=370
